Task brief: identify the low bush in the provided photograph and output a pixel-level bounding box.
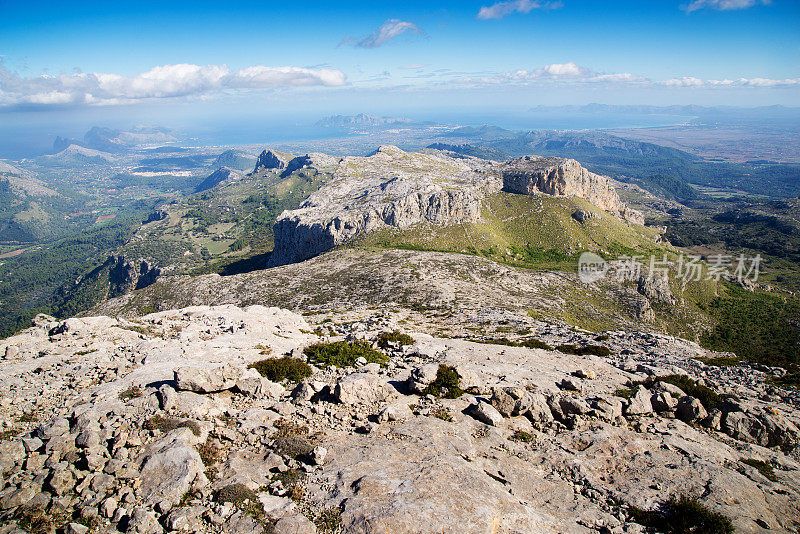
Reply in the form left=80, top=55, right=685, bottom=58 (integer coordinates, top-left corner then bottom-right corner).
left=215, top=484, right=267, bottom=521
left=509, top=430, right=535, bottom=443
left=628, top=495, right=734, bottom=534
left=556, top=344, right=611, bottom=357
left=143, top=414, right=200, bottom=437
left=248, top=356, right=312, bottom=383
left=740, top=458, right=778, bottom=481
left=423, top=364, right=463, bottom=399
left=377, top=330, right=415, bottom=350
left=431, top=407, right=453, bottom=422
left=771, top=371, right=800, bottom=388
left=118, top=386, right=143, bottom=401
left=468, top=337, right=553, bottom=350
left=304, top=341, right=388, bottom=368
left=650, top=375, right=722, bottom=411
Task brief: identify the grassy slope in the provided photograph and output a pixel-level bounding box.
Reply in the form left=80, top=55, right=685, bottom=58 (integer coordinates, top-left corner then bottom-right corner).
left=352, top=192, right=732, bottom=337
left=357, top=192, right=663, bottom=268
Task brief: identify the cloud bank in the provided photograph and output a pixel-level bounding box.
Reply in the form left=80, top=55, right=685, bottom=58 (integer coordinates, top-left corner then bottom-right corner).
left=684, top=0, right=771, bottom=12
left=448, top=62, right=798, bottom=89
left=477, top=0, right=563, bottom=20
left=0, top=63, right=347, bottom=108
left=340, top=19, right=424, bottom=49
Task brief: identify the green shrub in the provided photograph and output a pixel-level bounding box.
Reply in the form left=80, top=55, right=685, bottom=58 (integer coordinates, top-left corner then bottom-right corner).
left=216, top=483, right=258, bottom=506
left=314, top=507, right=343, bottom=533
left=468, top=337, right=553, bottom=350
left=273, top=435, right=314, bottom=459
left=770, top=371, right=800, bottom=388
left=143, top=414, right=200, bottom=436
left=377, top=330, right=415, bottom=350
left=520, top=339, right=554, bottom=350
left=629, top=495, right=734, bottom=534
left=431, top=407, right=453, bottom=422
left=423, top=365, right=463, bottom=399
left=304, top=341, right=388, bottom=368
left=118, top=386, right=143, bottom=401
left=740, top=458, right=778, bottom=481
left=509, top=430, right=535, bottom=443
left=650, top=375, right=722, bottom=411
left=248, top=356, right=312, bottom=383
left=614, top=388, right=635, bottom=399
left=556, top=344, right=611, bottom=357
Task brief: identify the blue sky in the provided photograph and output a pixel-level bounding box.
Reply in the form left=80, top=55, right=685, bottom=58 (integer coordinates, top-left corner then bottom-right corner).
left=0, top=0, right=798, bottom=122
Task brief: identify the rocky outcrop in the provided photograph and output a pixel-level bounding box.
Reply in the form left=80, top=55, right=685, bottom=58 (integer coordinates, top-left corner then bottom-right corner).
left=268, top=147, right=644, bottom=266
left=107, top=255, right=161, bottom=296
left=269, top=146, right=492, bottom=266
left=1, top=304, right=797, bottom=533
left=501, top=156, right=644, bottom=224
left=195, top=167, right=243, bottom=193
left=253, top=149, right=290, bottom=173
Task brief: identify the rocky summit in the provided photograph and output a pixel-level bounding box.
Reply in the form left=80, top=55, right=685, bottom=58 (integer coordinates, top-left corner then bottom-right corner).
left=0, top=302, right=798, bottom=534
left=270, top=146, right=642, bottom=266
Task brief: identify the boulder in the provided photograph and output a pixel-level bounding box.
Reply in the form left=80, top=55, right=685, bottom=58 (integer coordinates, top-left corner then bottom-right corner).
left=407, top=364, right=441, bottom=394
left=465, top=402, right=504, bottom=426
left=127, top=507, right=164, bottom=534
left=274, top=513, right=317, bottom=534
left=676, top=396, right=708, bottom=424
left=138, top=429, right=206, bottom=506
left=174, top=364, right=245, bottom=393
left=624, top=386, right=653, bottom=416
left=651, top=391, right=677, bottom=413
left=521, top=391, right=554, bottom=427
left=335, top=373, right=397, bottom=405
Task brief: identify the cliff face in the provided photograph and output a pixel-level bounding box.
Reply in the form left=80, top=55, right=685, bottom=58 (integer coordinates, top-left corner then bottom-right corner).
left=253, top=149, right=289, bottom=173
left=501, top=156, right=644, bottom=224
left=268, top=147, right=643, bottom=266
left=269, top=146, right=493, bottom=265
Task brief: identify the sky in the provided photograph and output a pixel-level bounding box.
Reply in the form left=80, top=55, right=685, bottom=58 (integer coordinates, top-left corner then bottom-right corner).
left=0, top=0, right=798, bottom=147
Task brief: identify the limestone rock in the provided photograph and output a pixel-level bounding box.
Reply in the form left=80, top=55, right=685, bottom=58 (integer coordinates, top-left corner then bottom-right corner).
left=174, top=364, right=245, bottom=393
left=335, top=372, right=397, bottom=405
left=254, top=149, right=289, bottom=172
left=624, top=386, right=653, bottom=416
left=138, top=430, right=205, bottom=506
left=676, top=396, right=708, bottom=424
left=500, top=156, right=643, bottom=224
left=466, top=401, right=504, bottom=426
left=273, top=514, right=317, bottom=534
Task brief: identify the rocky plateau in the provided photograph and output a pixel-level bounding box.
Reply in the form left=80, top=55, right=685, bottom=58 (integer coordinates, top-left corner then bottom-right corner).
left=0, top=302, right=798, bottom=534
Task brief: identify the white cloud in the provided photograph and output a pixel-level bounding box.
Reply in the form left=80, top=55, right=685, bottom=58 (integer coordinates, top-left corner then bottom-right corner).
left=477, top=0, right=563, bottom=20
left=0, top=63, right=347, bottom=108
left=684, top=0, right=771, bottom=13
left=447, top=62, right=797, bottom=90
left=343, top=19, right=423, bottom=49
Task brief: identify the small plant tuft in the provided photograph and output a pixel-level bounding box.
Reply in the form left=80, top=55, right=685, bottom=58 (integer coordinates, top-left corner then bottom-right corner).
left=377, top=330, right=415, bottom=350
left=314, top=507, right=343, bottom=532
left=248, top=356, right=313, bottom=383
left=628, top=495, right=734, bottom=534
left=118, top=386, right=143, bottom=401
left=423, top=364, right=463, bottom=399
left=740, top=458, right=778, bottom=481
left=304, top=340, right=388, bottom=368
left=143, top=414, right=201, bottom=436
left=431, top=407, right=453, bottom=422
left=614, top=388, right=635, bottom=399
left=509, top=430, right=535, bottom=443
